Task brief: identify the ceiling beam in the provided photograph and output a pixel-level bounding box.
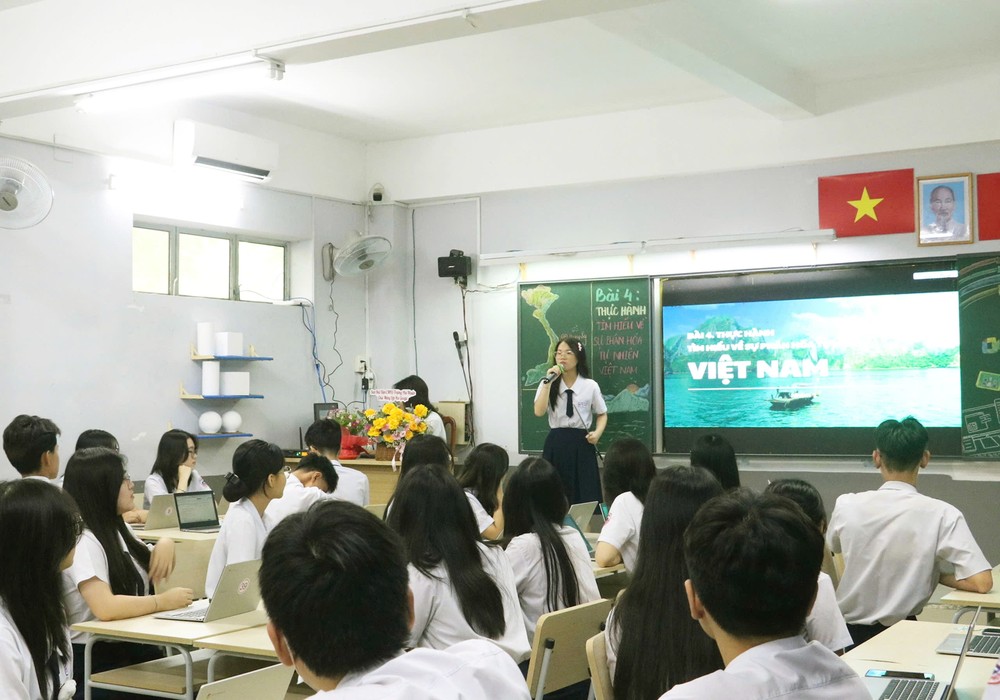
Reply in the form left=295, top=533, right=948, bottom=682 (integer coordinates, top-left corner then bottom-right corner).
left=589, top=2, right=816, bottom=119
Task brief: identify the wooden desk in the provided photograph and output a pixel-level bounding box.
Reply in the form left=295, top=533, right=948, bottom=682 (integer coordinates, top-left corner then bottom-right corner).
left=941, top=565, right=1000, bottom=622
left=843, top=620, right=997, bottom=699
left=195, top=625, right=277, bottom=682
left=137, top=527, right=219, bottom=543
left=340, top=459, right=399, bottom=504
left=72, top=609, right=266, bottom=700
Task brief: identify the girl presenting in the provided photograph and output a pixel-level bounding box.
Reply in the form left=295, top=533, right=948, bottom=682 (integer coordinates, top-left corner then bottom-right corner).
left=532, top=336, right=607, bottom=504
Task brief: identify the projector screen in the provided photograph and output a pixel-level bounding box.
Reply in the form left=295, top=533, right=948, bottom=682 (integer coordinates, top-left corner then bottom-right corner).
left=660, top=260, right=962, bottom=456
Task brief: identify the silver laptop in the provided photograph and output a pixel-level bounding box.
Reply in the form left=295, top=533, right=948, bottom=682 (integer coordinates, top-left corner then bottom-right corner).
left=137, top=494, right=180, bottom=531
left=863, top=607, right=981, bottom=700
left=937, top=622, right=1000, bottom=658
left=567, top=501, right=599, bottom=533
left=174, top=490, right=221, bottom=533
left=195, top=663, right=293, bottom=700
left=563, top=514, right=595, bottom=557
left=155, top=559, right=261, bottom=622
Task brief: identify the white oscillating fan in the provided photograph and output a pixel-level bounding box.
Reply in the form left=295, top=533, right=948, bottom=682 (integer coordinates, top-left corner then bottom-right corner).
left=0, top=156, right=54, bottom=229
left=333, top=235, right=392, bottom=277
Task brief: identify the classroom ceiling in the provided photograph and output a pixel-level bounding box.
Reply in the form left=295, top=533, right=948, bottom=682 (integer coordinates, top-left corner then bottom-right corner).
left=1, top=0, right=999, bottom=148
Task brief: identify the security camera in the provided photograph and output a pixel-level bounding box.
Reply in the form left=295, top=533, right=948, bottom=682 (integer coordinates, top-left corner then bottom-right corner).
left=370, top=183, right=385, bottom=203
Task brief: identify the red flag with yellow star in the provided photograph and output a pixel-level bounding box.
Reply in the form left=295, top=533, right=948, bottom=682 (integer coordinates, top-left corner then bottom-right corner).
left=818, top=168, right=914, bottom=237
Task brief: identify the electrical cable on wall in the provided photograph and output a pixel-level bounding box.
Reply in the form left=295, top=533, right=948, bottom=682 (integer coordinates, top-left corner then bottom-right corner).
left=411, top=207, right=419, bottom=372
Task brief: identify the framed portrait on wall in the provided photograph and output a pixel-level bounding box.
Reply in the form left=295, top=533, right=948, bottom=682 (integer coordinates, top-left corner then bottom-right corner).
left=917, top=173, right=974, bottom=246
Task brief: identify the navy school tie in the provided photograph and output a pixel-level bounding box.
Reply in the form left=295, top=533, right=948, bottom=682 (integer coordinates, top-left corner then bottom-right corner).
left=565, top=389, right=574, bottom=418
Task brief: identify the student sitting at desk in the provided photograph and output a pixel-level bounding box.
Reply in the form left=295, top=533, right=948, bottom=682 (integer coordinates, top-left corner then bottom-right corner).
left=264, top=452, right=338, bottom=525
left=595, top=437, right=655, bottom=571
left=259, top=500, right=530, bottom=699
left=690, top=433, right=740, bottom=490
left=503, top=457, right=600, bottom=641
left=74, top=429, right=146, bottom=525
left=385, top=463, right=530, bottom=663
left=605, top=466, right=723, bottom=700
left=662, top=490, right=868, bottom=700
left=62, top=448, right=192, bottom=700
left=456, top=442, right=508, bottom=540
left=0, top=479, right=80, bottom=700
left=2, top=414, right=61, bottom=482
left=384, top=434, right=452, bottom=516
left=827, top=417, right=993, bottom=647
left=206, top=440, right=285, bottom=598
left=304, top=419, right=369, bottom=506
left=393, top=374, right=446, bottom=439
left=765, top=478, right=852, bottom=654
left=143, top=429, right=211, bottom=509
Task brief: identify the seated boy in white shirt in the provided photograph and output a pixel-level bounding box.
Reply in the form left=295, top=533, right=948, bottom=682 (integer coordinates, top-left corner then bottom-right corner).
left=305, top=418, right=370, bottom=506
left=259, top=500, right=530, bottom=700
left=2, top=413, right=61, bottom=481
left=264, top=453, right=339, bottom=525
left=827, top=416, right=992, bottom=647
left=662, top=490, right=868, bottom=700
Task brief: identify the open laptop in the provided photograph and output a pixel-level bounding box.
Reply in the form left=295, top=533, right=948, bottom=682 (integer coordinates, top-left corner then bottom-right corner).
left=135, top=494, right=179, bottom=531
left=155, top=559, right=261, bottom=622
left=863, top=607, right=981, bottom=700
left=563, top=514, right=595, bottom=557
left=567, top=501, right=599, bottom=533
left=195, top=663, right=293, bottom=700
left=174, top=490, right=222, bottom=533
left=937, top=621, right=1000, bottom=658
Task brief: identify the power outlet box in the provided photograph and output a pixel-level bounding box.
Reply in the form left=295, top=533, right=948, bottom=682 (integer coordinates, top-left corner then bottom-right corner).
left=354, top=355, right=368, bottom=374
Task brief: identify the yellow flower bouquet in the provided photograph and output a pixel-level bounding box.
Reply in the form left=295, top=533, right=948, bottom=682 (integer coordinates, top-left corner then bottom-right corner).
left=362, top=403, right=428, bottom=458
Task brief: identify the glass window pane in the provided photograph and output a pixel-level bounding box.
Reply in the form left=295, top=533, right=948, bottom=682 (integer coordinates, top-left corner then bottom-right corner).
left=238, top=241, right=285, bottom=302
left=178, top=233, right=230, bottom=299
left=132, top=226, right=169, bottom=294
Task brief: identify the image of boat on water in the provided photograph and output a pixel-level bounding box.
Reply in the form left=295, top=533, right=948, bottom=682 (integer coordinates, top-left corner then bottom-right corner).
left=769, top=387, right=818, bottom=410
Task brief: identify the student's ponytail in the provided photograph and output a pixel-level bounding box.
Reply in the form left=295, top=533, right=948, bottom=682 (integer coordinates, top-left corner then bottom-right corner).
left=223, top=440, right=284, bottom=503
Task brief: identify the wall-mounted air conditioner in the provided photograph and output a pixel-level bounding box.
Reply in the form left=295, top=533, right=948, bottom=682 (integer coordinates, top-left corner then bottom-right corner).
left=173, top=120, right=279, bottom=181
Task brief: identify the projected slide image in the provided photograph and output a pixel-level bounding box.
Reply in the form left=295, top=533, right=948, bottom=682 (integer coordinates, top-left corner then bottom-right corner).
left=662, top=292, right=960, bottom=429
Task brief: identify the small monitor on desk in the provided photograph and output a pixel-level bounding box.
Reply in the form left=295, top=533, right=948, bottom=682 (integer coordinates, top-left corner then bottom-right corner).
left=314, top=402, right=341, bottom=422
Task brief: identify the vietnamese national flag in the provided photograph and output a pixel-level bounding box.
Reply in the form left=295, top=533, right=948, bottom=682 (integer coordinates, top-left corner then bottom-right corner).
left=977, top=173, right=1000, bottom=241
left=818, top=168, right=914, bottom=237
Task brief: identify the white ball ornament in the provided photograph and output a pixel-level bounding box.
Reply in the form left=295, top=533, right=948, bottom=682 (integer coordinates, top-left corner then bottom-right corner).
left=198, top=411, right=223, bottom=434
left=221, top=410, right=243, bottom=433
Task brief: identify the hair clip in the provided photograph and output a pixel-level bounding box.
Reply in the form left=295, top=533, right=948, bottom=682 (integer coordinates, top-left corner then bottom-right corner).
left=224, top=472, right=241, bottom=485
left=576, top=342, right=582, bottom=351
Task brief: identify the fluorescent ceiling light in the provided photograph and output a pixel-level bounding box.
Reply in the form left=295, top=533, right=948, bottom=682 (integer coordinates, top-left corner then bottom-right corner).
left=477, top=229, right=836, bottom=266
left=913, top=270, right=958, bottom=280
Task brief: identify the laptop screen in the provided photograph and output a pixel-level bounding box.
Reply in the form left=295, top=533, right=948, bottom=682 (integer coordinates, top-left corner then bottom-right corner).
left=174, top=491, right=219, bottom=526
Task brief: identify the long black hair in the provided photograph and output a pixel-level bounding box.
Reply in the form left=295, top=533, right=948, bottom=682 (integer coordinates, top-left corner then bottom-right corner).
left=0, top=479, right=80, bottom=700
left=385, top=434, right=452, bottom=516
left=690, top=433, right=740, bottom=490
left=150, top=429, right=198, bottom=492
left=548, top=336, right=591, bottom=412
left=611, top=466, right=725, bottom=699
left=602, top=437, right=656, bottom=505
left=385, top=463, right=506, bottom=638
left=502, top=457, right=581, bottom=612
left=223, top=439, right=284, bottom=502
left=63, top=447, right=150, bottom=595
left=456, top=443, right=508, bottom=516
left=393, top=375, right=437, bottom=413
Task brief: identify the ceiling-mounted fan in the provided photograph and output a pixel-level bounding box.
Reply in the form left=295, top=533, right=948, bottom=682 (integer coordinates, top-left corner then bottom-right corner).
left=0, top=156, right=54, bottom=229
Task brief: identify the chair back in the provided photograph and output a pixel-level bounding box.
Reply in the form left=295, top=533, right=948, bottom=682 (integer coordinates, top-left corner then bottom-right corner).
left=441, top=414, right=458, bottom=461
left=586, top=632, right=614, bottom=700
left=195, top=663, right=293, bottom=699
left=526, top=598, right=613, bottom=698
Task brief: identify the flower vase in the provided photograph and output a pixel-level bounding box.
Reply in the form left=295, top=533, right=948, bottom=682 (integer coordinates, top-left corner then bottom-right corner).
left=374, top=443, right=398, bottom=461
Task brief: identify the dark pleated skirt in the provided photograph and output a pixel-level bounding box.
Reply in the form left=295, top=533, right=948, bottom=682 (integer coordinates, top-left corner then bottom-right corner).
left=543, top=427, right=601, bottom=505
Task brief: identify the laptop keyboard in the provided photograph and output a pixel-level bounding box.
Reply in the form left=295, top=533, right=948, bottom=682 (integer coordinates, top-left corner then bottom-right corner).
left=164, top=607, right=208, bottom=621
left=971, top=634, right=1000, bottom=655
left=878, top=679, right=939, bottom=700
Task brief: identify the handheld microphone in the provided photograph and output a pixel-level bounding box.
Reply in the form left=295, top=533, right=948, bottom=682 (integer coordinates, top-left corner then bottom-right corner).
left=541, top=363, right=564, bottom=384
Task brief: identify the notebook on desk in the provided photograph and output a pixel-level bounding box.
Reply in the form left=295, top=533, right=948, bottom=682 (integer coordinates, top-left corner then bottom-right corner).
left=175, top=491, right=221, bottom=533
left=863, top=607, right=981, bottom=700
left=136, top=494, right=180, bottom=531
left=154, top=559, right=260, bottom=622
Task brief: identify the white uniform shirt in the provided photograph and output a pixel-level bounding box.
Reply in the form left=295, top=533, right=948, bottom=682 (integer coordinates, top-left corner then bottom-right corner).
left=330, top=459, right=370, bottom=507
left=536, top=377, right=608, bottom=430
left=827, top=481, right=991, bottom=626
left=660, top=636, right=869, bottom=700
left=142, top=470, right=211, bottom=509
left=205, top=498, right=269, bottom=598
left=62, top=529, right=151, bottom=643
left=464, top=490, right=495, bottom=535
left=423, top=411, right=446, bottom=440
left=408, top=542, right=530, bottom=662
left=505, top=525, right=601, bottom=640
left=265, top=472, right=333, bottom=526
left=0, top=605, right=72, bottom=700
left=327, top=640, right=530, bottom=700
left=805, top=572, right=852, bottom=652
left=597, top=491, right=643, bottom=572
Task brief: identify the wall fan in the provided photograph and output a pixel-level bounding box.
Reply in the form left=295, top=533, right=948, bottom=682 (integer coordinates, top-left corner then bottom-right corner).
left=323, top=235, right=392, bottom=279
left=0, top=156, right=54, bottom=229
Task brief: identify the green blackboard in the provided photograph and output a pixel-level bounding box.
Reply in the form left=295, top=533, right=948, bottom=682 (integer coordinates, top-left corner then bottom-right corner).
left=518, top=278, right=654, bottom=453
left=959, top=255, right=1000, bottom=458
